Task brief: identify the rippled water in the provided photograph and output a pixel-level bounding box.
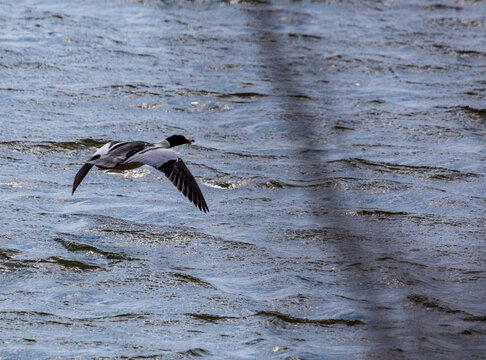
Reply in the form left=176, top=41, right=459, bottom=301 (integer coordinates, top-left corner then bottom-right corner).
left=1, top=0, right=486, bottom=358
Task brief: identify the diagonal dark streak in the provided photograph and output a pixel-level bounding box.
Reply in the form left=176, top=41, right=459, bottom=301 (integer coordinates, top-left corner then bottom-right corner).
left=244, top=2, right=409, bottom=356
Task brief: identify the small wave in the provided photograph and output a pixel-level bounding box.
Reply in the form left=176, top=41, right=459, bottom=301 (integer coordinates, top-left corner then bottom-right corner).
left=185, top=100, right=235, bottom=113
left=288, top=33, right=324, bottom=41
left=0, top=310, right=57, bottom=317
left=224, top=151, right=277, bottom=159
left=53, top=237, right=136, bottom=261
left=333, top=124, right=355, bottom=131
left=204, top=63, right=243, bottom=71
left=417, top=4, right=463, bottom=11
left=186, top=313, right=238, bottom=323
left=83, top=313, right=151, bottom=322
left=375, top=256, right=427, bottom=269
left=0, top=87, right=24, bottom=92
left=202, top=179, right=250, bottom=189
left=454, top=49, right=486, bottom=57
left=217, top=92, right=267, bottom=102
left=208, top=103, right=234, bottom=112
left=464, top=316, right=486, bottom=322
left=103, top=83, right=147, bottom=90
left=0, top=181, right=34, bottom=189
left=131, top=103, right=162, bottom=110
left=76, top=213, right=189, bottom=235
left=166, top=88, right=267, bottom=102
left=112, top=50, right=156, bottom=58
left=226, top=0, right=270, bottom=5
left=457, top=106, right=486, bottom=120
left=43, top=256, right=104, bottom=271
left=171, top=273, right=215, bottom=288
left=14, top=61, right=60, bottom=70
left=177, top=348, right=209, bottom=357
left=203, top=177, right=326, bottom=190
left=260, top=180, right=284, bottom=188
left=100, top=83, right=162, bottom=97
left=188, top=100, right=214, bottom=113
left=407, top=294, right=463, bottom=314
left=256, top=311, right=364, bottom=326
left=128, top=90, right=163, bottom=97
left=0, top=248, right=20, bottom=260
left=259, top=179, right=329, bottom=189
left=427, top=44, right=486, bottom=58
left=0, top=139, right=107, bottom=155
left=333, top=158, right=480, bottom=181
left=0, top=260, right=29, bottom=271
left=97, top=227, right=147, bottom=235
left=121, top=169, right=151, bottom=179
left=347, top=210, right=409, bottom=218
left=82, top=216, right=220, bottom=244
left=166, top=88, right=220, bottom=98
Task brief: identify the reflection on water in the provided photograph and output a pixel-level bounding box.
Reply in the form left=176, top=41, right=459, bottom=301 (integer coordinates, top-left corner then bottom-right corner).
left=1, top=0, right=486, bottom=358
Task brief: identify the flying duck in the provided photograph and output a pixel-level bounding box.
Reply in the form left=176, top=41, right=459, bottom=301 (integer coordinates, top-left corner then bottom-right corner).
left=72, top=135, right=209, bottom=213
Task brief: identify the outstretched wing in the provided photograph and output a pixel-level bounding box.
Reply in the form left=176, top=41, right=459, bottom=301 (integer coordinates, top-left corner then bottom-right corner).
left=124, top=147, right=209, bottom=213
left=72, top=163, right=93, bottom=194
left=159, top=158, right=209, bottom=213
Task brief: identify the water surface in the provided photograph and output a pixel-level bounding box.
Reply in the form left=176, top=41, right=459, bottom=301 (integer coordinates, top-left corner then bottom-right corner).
left=1, top=0, right=486, bottom=358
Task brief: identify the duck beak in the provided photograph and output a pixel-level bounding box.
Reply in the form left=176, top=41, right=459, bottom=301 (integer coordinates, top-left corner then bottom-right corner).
left=186, top=138, right=193, bottom=145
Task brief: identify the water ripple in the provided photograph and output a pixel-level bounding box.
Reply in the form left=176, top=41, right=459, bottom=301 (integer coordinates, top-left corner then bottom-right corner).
left=255, top=311, right=365, bottom=327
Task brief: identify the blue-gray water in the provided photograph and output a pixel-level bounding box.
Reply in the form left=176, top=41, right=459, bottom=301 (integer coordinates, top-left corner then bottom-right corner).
left=1, top=0, right=486, bottom=359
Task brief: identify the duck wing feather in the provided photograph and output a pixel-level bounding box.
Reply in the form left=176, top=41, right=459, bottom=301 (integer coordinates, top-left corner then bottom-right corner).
left=124, top=147, right=209, bottom=212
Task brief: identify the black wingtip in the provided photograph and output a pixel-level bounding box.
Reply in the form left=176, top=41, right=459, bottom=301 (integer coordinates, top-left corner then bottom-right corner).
left=159, top=159, right=210, bottom=214
left=72, top=163, right=93, bottom=196
left=198, top=200, right=209, bottom=213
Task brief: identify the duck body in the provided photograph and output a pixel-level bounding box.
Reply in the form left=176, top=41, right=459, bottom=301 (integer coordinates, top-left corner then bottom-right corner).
left=72, top=135, right=209, bottom=213
left=88, top=141, right=153, bottom=170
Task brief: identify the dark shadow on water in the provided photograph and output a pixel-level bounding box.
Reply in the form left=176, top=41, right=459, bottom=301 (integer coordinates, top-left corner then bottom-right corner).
left=246, top=3, right=414, bottom=356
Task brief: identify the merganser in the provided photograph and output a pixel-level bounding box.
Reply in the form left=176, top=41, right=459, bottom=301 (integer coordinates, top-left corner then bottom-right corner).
left=72, top=135, right=209, bottom=213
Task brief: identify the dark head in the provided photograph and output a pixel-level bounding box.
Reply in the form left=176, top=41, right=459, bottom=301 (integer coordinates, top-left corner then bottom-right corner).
left=165, top=135, right=193, bottom=148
